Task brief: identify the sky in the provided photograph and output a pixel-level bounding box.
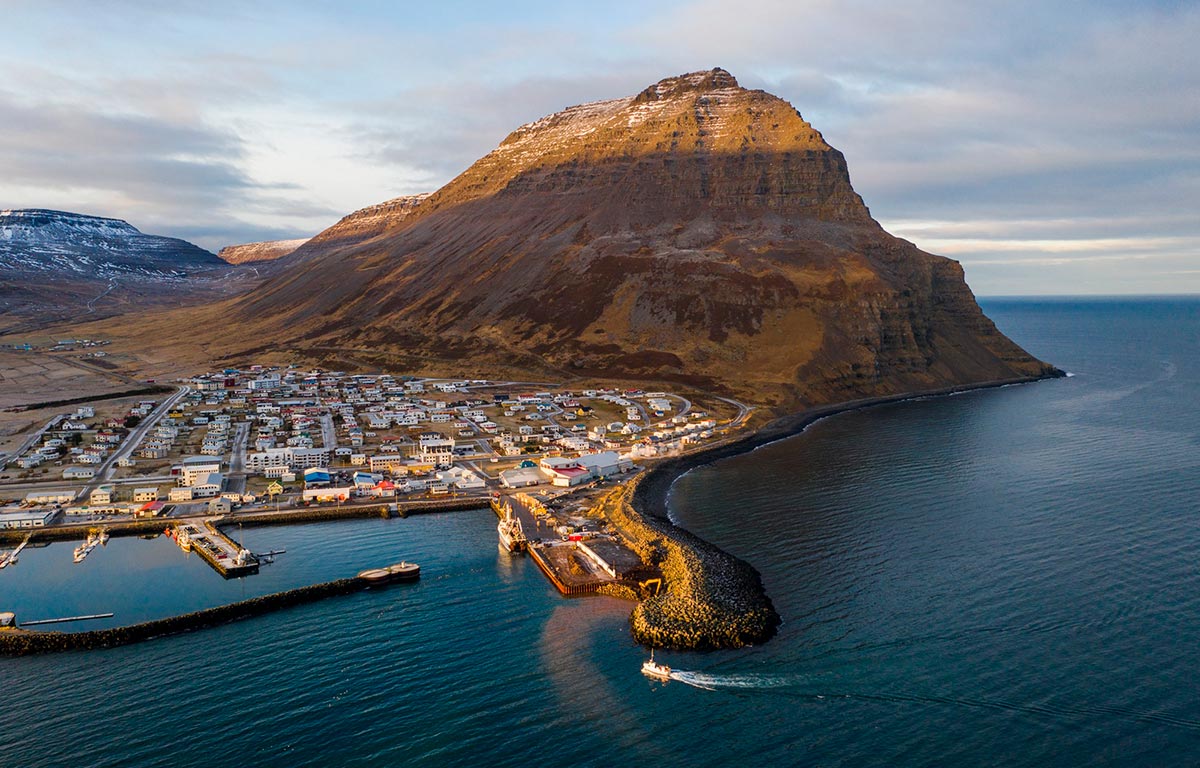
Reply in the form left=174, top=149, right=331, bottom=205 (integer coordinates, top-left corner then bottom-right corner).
left=1, top=0, right=1197, bottom=295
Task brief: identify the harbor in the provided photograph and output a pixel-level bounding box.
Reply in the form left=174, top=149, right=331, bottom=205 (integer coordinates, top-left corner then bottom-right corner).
left=491, top=493, right=659, bottom=598
left=169, top=521, right=259, bottom=578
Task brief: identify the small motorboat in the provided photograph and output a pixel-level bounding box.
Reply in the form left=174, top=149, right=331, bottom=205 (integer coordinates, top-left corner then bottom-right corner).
left=641, top=650, right=671, bottom=682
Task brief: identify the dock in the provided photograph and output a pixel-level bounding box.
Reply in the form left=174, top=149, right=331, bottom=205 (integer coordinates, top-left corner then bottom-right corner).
left=0, top=533, right=33, bottom=569
left=174, top=522, right=259, bottom=578
left=492, top=494, right=657, bottom=597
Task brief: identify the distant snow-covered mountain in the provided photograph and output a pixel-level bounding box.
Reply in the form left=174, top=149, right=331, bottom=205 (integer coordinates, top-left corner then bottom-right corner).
left=0, top=209, right=251, bottom=334
left=0, top=208, right=222, bottom=277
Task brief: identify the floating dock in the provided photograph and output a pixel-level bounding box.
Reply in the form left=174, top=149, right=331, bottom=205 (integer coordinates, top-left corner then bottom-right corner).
left=0, top=533, right=32, bottom=569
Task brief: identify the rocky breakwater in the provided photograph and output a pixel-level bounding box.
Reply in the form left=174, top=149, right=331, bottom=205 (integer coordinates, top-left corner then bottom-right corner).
left=0, top=577, right=367, bottom=656
left=600, top=478, right=779, bottom=650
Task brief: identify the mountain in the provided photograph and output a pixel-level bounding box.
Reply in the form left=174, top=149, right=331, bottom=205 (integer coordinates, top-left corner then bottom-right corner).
left=0, top=209, right=221, bottom=274
left=287, top=193, right=430, bottom=263
left=0, top=209, right=240, bottom=333
left=79, top=69, right=1057, bottom=406
left=218, top=238, right=310, bottom=265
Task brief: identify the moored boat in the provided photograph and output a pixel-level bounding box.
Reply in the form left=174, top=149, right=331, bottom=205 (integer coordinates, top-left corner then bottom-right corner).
left=498, top=514, right=527, bottom=553
left=73, top=531, right=100, bottom=564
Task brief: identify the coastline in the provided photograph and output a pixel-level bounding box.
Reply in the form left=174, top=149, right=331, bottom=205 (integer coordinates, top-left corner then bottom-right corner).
left=0, top=498, right=487, bottom=546
left=623, top=372, right=1064, bottom=650
left=637, top=373, right=1064, bottom=519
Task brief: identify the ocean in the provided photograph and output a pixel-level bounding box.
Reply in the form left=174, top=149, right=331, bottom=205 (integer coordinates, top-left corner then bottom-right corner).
left=2, top=296, right=1198, bottom=766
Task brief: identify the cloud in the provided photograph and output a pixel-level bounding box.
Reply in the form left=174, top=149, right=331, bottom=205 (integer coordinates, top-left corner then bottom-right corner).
left=0, top=2, right=1196, bottom=291
left=0, top=91, right=329, bottom=250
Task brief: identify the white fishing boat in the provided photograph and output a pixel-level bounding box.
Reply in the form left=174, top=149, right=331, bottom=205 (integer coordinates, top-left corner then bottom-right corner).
left=498, top=513, right=527, bottom=553
left=641, top=650, right=671, bottom=682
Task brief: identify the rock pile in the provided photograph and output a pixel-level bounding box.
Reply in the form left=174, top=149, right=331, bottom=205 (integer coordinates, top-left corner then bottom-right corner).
left=602, top=479, right=779, bottom=650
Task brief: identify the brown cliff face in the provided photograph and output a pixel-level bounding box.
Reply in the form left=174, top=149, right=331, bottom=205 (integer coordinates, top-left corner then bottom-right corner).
left=287, top=193, right=430, bottom=264
left=217, top=238, right=309, bottom=265
left=117, top=69, right=1058, bottom=406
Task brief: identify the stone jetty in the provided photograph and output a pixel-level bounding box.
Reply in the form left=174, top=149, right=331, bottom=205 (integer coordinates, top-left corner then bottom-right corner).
left=0, top=577, right=367, bottom=656
left=600, top=478, right=780, bottom=650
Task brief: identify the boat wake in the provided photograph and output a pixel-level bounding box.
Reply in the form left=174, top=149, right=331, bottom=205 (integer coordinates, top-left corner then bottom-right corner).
left=664, top=671, right=1200, bottom=732
left=668, top=670, right=805, bottom=691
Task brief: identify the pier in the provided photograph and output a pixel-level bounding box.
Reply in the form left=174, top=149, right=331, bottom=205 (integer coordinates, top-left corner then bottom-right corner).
left=0, top=564, right=419, bottom=656
left=492, top=494, right=656, bottom=598
left=174, top=522, right=259, bottom=578
left=0, top=533, right=33, bottom=569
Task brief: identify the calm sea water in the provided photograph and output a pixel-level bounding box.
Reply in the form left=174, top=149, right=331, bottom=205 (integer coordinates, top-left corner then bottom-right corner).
left=2, top=297, right=1198, bottom=767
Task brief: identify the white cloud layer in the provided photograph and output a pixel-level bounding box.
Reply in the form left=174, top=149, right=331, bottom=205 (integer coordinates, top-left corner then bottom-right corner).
left=0, top=1, right=1195, bottom=292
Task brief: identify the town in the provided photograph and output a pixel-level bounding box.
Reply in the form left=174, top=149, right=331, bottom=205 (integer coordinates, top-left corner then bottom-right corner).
left=0, top=362, right=750, bottom=594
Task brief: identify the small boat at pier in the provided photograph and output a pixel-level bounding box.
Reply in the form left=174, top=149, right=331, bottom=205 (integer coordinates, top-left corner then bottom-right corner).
left=73, top=531, right=101, bottom=564
left=641, top=650, right=671, bottom=682
left=1, top=533, right=34, bottom=569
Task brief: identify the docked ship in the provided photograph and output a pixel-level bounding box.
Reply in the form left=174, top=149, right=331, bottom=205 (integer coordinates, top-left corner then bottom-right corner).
left=498, top=514, right=527, bottom=554
left=168, top=525, right=194, bottom=552
left=641, top=651, right=672, bottom=682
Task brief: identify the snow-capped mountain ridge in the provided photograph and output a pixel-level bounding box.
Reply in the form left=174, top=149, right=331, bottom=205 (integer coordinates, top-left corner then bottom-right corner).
left=0, top=208, right=221, bottom=277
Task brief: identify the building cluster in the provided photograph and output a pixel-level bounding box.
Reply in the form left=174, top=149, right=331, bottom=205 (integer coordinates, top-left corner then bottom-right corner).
left=499, top=451, right=635, bottom=489
left=1, top=361, right=732, bottom=530
left=5, top=401, right=156, bottom=480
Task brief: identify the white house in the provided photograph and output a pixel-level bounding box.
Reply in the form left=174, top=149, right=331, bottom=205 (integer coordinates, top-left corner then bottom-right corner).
left=179, top=456, right=222, bottom=486
left=89, top=485, right=116, bottom=505
left=132, top=487, right=159, bottom=502
left=168, top=486, right=194, bottom=502
left=24, top=490, right=75, bottom=505
left=245, top=447, right=329, bottom=473
left=190, top=472, right=224, bottom=498
left=575, top=451, right=632, bottom=478
left=435, top=466, right=486, bottom=490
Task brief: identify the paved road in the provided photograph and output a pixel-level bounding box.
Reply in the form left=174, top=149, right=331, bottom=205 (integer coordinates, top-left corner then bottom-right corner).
left=321, top=413, right=337, bottom=451
left=672, top=394, right=692, bottom=419
left=95, top=385, right=191, bottom=488
left=1, top=414, right=66, bottom=470
left=225, top=422, right=250, bottom=496
left=713, top=395, right=753, bottom=428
